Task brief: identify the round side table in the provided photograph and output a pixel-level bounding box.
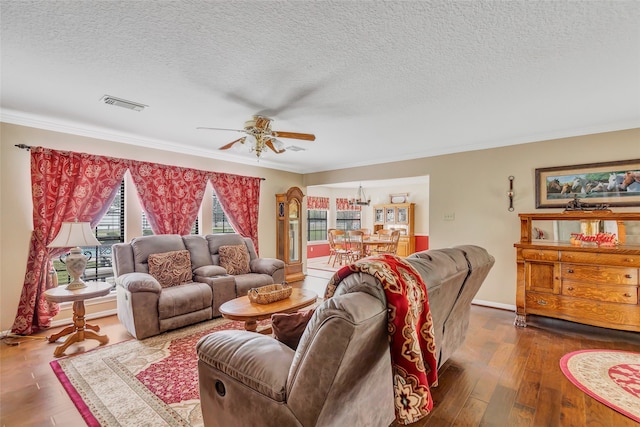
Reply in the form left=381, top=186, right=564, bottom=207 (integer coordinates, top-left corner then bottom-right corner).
left=44, top=281, right=112, bottom=357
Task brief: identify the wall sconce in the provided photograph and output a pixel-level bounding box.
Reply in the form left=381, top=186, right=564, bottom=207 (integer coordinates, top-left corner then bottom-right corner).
left=508, top=176, right=515, bottom=211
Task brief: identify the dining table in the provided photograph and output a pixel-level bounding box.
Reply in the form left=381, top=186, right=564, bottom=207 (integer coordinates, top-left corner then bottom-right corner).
left=362, top=238, right=393, bottom=255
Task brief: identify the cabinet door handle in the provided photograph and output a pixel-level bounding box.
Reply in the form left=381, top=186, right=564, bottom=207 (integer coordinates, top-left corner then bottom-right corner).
left=624, top=293, right=632, bottom=298
left=624, top=274, right=632, bottom=279
left=537, top=299, right=547, bottom=306
left=567, top=287, right=574, bottom=291
left=567, top=269, right=574, bottom=273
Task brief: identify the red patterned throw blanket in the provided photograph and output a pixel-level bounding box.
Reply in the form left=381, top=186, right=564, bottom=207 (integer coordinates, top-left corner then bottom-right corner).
left=324, top=254, right=438, bottom=425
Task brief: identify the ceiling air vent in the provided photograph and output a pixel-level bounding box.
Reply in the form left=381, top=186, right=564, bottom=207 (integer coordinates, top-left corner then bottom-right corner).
left=100, top=95, right=147, bottom=112
left=286, top=145, right=306, bottom=152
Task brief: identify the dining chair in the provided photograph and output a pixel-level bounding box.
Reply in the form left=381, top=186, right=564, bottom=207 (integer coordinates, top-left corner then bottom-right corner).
left=328, top=229, right=349, bottom=266
left=347, top=230, right=365, bottom=262
left=375, top=229, right=392, bottom=238
left=377, top=230, right=401, bottom=255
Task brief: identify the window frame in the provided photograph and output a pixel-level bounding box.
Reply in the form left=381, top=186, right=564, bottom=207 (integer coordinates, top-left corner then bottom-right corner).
left=307, top=209, right=328, bottom=241
left=336, top=210, right=361, bottom=232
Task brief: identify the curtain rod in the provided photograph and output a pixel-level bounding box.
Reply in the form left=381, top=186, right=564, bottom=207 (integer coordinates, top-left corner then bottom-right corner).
left=14, top=143, right=266, bottom=180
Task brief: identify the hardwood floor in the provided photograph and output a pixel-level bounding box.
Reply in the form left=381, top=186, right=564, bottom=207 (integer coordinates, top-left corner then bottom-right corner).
left=1, top=272, right=638, bottom=427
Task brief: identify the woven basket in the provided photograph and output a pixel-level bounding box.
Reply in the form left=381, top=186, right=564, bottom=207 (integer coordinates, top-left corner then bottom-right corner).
left=247, top=283, right=292, bottom=304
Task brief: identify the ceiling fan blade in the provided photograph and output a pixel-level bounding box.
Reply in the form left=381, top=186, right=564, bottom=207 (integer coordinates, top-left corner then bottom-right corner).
left=219, top=137, right=245, bottom=150
left=197, top=127, right=246, bottom=133
left=265, top=140, right=286, bottom=154
left=271, top=131, right=316, bottom=141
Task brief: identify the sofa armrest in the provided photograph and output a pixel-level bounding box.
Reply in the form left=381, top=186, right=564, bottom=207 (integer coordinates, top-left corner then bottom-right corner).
left=116, top=272, right=162, bottom=293
left=250, top=258, right=285, bottom=276
left=197, top=330, right=294, bottom=401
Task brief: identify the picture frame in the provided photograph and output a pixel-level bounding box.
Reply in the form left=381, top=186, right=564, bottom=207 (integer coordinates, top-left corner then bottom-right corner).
left=535, top=159, right=640, bottom=208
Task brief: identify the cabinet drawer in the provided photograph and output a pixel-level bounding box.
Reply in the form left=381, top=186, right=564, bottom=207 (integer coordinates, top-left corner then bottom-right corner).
left=524, top=292, right=640, bottom=331
left=560, top=251, right=640, bottom=267
left=561, top=264, right=638, bottom=285
left=562, top=282, right=638, bottom=304
left=522, top=249, right=559, bottom=261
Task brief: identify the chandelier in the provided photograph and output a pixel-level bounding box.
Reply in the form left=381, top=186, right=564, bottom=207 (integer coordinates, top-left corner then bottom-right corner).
left=349, top=184, right=371, bottom=206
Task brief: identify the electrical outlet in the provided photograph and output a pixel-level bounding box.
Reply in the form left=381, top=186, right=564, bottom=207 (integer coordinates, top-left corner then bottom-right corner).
left=444, top=212, right=455, bottom=221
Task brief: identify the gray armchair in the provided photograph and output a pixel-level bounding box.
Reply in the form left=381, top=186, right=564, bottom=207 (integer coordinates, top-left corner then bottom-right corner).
left=196, top=283, right=395, bottom=427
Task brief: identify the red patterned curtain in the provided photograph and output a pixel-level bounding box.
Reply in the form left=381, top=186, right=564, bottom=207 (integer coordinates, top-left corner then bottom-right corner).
left=307, top=196, right=329, bottom=210
left=209, top=172, right=261, bottom=253
left=336, top=197, right=362, bottom=211
left=12, top=148, right=129, bottom=334
left=129, top=162, right=210, bottom=235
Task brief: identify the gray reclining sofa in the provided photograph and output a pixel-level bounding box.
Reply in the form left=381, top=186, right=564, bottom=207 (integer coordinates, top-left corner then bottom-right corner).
left=112, top=233, right=285, bottom=339
left=196, top=245, right=495, bottom=427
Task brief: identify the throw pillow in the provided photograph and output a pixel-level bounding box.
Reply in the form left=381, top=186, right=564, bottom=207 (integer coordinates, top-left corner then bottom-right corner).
left=219, top=244, right=251, bottom=275
left=147, top=250, right=192, bottom=288
left=272, top=308, right=315, bottom=350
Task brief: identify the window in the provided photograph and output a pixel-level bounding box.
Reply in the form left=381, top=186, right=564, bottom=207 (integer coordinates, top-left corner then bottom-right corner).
left=55, top=180, right=125, bottom=285
left=142, top=212, right=199, bottom=235
left=336, top=210, right=361, bottom=232
left=141, top=211, right=154, bottom=236
left=212, top=193, right=235, bottom=233
left=307, top=209, right=328, bottom=241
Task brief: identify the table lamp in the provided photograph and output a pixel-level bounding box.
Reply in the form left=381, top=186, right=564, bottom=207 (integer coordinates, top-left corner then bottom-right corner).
left=48, top=221, right=101, bottom=290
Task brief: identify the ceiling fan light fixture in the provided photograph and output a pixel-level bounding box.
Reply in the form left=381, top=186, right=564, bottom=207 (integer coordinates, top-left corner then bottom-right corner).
left=198, top=115, right=315, bottom=159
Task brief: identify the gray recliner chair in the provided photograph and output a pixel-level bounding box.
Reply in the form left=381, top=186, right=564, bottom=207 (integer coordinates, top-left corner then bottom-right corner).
left=196, top=281, right=395, bottom=427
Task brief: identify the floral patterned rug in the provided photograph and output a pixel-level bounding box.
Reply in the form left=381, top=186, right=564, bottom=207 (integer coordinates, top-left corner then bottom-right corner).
left=50, top=317, right=255, bottom=427
left=559, top=349, right=640, bottom=423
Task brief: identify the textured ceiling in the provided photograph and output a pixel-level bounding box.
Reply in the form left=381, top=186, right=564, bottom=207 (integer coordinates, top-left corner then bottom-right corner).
left=1, top=1, right=639, bottom=173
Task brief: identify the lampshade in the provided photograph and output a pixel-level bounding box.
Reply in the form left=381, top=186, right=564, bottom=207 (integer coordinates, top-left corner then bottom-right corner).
left=48, top=221, right=101, bottom=290
left=48, top=221, right=101, bottom=248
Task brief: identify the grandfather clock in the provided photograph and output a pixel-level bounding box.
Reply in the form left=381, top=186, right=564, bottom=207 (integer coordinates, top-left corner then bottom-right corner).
left=276, top=186, right=305, bottom=282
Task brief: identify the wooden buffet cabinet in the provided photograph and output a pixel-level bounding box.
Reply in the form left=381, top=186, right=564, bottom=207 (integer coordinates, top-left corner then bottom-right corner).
left=373, top=203, right=415, bottom=257
left=514, top=211, right=640, bottom=332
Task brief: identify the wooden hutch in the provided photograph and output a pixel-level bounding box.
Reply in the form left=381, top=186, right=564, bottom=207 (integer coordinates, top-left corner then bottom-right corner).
left=514, top=211, right=640, bottom=332
left=276, top=187, right=305, bottom=282
left=373, top=203, right=415, bottom=257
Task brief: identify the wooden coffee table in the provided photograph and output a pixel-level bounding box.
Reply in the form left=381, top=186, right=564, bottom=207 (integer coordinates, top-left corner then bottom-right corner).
left=219, top=288, right=317, bottom=334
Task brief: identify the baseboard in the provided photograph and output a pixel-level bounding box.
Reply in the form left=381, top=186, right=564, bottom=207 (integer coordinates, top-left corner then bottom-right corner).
left=472, top=299, right=516, bottom=312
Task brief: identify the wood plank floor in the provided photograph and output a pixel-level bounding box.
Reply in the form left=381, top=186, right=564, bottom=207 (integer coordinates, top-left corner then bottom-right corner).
left=1, top=272, right=639, bottom=426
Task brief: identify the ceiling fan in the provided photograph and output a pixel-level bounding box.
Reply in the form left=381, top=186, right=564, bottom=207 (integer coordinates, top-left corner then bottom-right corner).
left=198, top=115, right=315, bottom=158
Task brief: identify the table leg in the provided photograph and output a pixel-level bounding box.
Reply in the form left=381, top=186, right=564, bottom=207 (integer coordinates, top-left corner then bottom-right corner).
left=47, top=324, right=75, bottom=343
left=51, top=299, right=109, bottom=357
left=244, top=319, right=258, bottom=332
left=85, top=323, right=101, bottom=332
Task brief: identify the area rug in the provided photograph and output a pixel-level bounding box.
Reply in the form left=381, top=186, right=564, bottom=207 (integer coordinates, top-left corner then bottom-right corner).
left=50, top=317, right=264, bottom=427
left=559, top=349, right=640, bottom=423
